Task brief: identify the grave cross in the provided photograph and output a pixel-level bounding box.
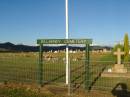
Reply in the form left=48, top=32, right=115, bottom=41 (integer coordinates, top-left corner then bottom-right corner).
left=114, top=48, right=124, bottom=65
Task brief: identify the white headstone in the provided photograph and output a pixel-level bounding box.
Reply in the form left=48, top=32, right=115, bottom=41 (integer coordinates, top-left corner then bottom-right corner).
left=108, top=68, right=112, bottom=72
left=114, top=48, right=124, bottom=65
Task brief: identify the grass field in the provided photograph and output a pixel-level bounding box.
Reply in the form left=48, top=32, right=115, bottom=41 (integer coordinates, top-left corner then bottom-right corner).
left=0, top=52, right=130, bottom=96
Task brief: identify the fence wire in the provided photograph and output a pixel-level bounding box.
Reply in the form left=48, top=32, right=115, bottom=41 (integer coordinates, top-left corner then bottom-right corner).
left=0, top=52, right=39, bottom=83
left=0, top=51, right=130, bottom=97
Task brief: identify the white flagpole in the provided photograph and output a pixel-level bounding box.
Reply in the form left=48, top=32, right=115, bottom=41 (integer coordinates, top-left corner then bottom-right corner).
left=65, top=0, right=69, bottom=85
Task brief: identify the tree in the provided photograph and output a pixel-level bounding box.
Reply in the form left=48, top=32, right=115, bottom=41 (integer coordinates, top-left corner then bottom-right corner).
left=113, top=44, right=123, bottom=52
left=124, top=33, right=129, bottom=62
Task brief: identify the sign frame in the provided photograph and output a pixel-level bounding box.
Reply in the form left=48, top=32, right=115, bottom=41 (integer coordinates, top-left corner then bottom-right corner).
left=37, top=38, right=92, bottom=91
left=37, top=39, right=92, bottom=44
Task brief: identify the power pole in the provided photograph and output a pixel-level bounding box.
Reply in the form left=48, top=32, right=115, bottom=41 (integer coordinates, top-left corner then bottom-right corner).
left=65, top=0, right=69, bottom=85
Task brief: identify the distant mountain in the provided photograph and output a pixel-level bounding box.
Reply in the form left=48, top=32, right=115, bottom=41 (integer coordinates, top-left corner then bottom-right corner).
left=0, top=42, right=113, bottom=52
left=0, top=42, right=38, bottom=52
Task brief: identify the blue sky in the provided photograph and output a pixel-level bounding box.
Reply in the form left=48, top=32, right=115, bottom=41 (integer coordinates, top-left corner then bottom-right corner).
left=0, top=0, right=130, bottom=45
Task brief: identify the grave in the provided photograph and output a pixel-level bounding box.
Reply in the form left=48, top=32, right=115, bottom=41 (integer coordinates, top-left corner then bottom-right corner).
left=102, top=48, right=129, bottom=78
left=112, top=48, right=127, bottom=73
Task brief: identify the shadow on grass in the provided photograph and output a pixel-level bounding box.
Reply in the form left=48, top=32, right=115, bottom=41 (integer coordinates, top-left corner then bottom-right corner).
left=44, top=73, right=65, bottom=85
left=88, top=65, right=106, bottom=90
left=111, top=83, right=130, bottom=97
left=71, top=65, right=84, bottom=73
left=71, top=71, right=85, bottom=92
left=44, top=65, right=85, bottom=85
left=72, top=80, right=84, bottom=92
left=71, top=72, right=85, bottom=83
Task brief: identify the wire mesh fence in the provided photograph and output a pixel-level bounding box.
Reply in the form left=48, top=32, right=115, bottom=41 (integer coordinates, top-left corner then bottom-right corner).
left=69, top=52, right=130, bottom=96
left=43, top=56, right=66, bottom=84
left=0, top=52, right=39, bottom=83
left=0, top=51, right=130, bottom=97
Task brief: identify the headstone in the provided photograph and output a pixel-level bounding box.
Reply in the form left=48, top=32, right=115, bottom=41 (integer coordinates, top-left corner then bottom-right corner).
left=114, top=48, right=124, bottom=65
left=108, top=68, right=112, bottom=72
left=102, top=48, right=128, bottom=78
left=112, top=48, right=127, bottom=73
left=54, top=51, right=58, bottom=53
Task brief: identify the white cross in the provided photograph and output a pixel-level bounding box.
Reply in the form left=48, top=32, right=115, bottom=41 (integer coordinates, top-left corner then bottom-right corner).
left=114, top=48, right=124, bottom=65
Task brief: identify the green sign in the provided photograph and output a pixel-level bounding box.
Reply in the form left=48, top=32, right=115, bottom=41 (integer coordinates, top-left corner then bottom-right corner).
left=37, top=39, right=92, bottom=44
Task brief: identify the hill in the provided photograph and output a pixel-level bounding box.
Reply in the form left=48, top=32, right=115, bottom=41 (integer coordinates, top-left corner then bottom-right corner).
left=0, top=42, right=112, bottom=52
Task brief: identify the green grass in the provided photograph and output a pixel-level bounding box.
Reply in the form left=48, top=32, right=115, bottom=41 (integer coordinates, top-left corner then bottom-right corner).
left=0, top=52, right=130, bottom=93
left=89, top=52, right=130, bottom=91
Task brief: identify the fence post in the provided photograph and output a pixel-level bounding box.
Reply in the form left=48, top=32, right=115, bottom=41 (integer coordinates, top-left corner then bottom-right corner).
left=85, top=44, right=90, bottom=91
left=38, top=43, right=43, bottom=86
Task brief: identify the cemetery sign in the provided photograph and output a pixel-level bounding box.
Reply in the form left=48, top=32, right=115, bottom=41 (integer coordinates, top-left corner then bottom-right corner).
left=37, top=39, right=92, bottom=44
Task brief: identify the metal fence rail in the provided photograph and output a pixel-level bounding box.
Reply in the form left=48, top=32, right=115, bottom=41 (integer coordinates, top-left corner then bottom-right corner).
left=0, top=52, right=130, bottom=96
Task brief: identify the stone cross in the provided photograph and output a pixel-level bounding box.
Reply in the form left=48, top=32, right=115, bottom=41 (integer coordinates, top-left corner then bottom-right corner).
left=114, top=48, right=124, bottom=65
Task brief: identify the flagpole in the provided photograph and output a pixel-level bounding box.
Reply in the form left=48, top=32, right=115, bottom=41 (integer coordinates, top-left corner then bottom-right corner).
left=65, top=0, right=69, bottom=85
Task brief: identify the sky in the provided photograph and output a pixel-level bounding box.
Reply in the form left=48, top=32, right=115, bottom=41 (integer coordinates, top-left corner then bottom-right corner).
left=0, top=0, right=130, bottom=46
